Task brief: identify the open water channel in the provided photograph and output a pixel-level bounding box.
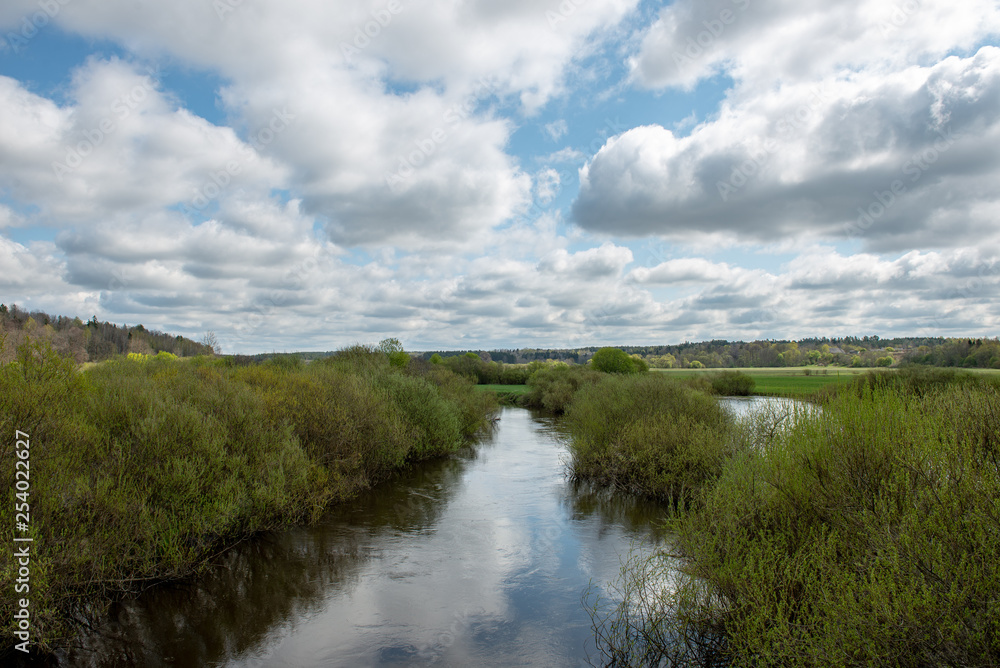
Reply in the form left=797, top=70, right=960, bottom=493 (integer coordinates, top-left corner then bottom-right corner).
left=62, top=398, right=790, bottom=667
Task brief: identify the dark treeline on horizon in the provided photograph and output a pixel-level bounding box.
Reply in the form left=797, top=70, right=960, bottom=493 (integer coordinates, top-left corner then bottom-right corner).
left=3, top=302, right=997, bottom=370
left=419, top=336, right=1000, bottom=370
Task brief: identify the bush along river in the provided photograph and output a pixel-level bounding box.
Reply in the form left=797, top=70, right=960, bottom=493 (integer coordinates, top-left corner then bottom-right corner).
left=57, top=400, right=788, bottom=667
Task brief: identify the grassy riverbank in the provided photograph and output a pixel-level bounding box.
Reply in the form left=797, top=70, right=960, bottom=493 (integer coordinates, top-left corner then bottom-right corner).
left=581, top=368, right=1000, bottom=666
left=0, top=343, right=497, bottom=654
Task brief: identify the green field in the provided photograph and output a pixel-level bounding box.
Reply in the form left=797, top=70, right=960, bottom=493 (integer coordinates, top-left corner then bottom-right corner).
left=652, top=366, right=868, bottom=396
left=477, top=383, right=530, bottom=395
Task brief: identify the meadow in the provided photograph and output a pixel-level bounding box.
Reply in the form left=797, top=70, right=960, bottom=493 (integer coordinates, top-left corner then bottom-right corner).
left=652, top=366, right=868, bottom=396
left=475, top=365, right=883, bottom=401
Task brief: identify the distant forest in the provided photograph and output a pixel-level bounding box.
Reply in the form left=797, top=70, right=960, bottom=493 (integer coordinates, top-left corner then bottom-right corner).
left=421, top=336, right=1000, bottom=370
left=2, top=303, right=997, bottom=370
left=0, top=303, right=215, bottom=363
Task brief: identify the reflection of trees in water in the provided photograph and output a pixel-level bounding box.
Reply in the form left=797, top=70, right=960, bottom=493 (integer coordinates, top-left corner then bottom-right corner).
left=528, top=409, right=671, bottom=542
left=60, top=448, right=472, bottom=667
left=561, top=479, right=671, bottom=543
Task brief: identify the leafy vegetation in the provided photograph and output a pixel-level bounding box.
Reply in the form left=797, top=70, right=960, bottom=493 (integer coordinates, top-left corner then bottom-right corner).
left=707, top=370, right=755, bottom=396
left=566, top=374, right=733, bottom=506
left=0, top=341, right=497, bottom=653
left=523, top=364, right=601, bottom=413
left=590, top=347, right=649, bottom=374
left=586, top=368, right=1000, bottom=666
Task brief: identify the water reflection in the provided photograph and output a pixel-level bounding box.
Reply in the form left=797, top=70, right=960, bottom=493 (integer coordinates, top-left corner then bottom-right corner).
left=64, top=408, right=669, bottom=667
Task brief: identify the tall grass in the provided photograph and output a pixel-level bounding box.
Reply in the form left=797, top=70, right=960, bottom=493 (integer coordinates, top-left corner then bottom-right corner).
left=588, top=373, right=1000, bottom=666
left=0, top=342, right=497, bottom=653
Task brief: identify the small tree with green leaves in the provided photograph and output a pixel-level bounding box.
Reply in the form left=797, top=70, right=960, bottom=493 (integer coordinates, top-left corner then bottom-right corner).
left=591, top=347, right=643, bottom=374
left=378, top=337, right=410, bottom=368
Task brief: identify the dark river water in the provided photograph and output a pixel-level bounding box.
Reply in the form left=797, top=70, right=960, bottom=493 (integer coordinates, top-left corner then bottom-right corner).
left=63, top=407, right=674, bottom=667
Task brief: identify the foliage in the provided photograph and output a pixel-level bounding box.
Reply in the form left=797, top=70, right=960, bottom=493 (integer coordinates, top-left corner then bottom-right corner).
left=378, top=337, right=411, bottom=368
left=591, top=347, right=645, bottom=374
left=0, top=341, right=497, bottom=652
left=708, top=371, right=755, bottom=396
left=566, top=374, right=733, bottom=505
left=595, top=378, right=1000, bottom=666
left=523, top=364, right=601, bottom=413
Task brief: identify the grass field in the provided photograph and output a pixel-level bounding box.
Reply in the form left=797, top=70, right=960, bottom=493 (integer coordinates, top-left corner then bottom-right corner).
left=652, top=367, right=869, bottom=396
left=477, top=383, right=530, bottom=395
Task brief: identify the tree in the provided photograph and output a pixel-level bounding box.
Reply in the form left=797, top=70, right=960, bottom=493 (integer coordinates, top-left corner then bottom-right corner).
left=378, top=338, right=410, bottom=368
left=429, top=353, right=444, bottom=364
left=201, top=331, right=221, bottom=355
left=591, top=347, right=642, bottom=374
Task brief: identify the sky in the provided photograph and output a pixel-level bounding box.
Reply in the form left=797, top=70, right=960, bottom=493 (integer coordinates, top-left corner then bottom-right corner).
left=1, top=0, right=999, bottom=354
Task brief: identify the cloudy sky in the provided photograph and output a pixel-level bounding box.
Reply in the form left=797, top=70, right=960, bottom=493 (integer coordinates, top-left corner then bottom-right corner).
left=1, top=0, right=999, bottom=353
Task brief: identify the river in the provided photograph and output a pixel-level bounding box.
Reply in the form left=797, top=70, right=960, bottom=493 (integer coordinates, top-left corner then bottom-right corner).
left=62, top=407, right=670, bottom=667
left=61, top=398, right=794, bottom=667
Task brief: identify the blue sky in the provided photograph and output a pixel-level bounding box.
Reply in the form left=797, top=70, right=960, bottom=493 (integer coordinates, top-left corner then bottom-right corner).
left=1, top=0, right=999, bottom=353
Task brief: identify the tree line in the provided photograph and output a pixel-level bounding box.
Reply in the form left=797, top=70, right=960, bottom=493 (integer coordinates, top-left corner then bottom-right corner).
left=0, top=304, right=215, bottom=364
left=421, top=336, right=1000, bottom=370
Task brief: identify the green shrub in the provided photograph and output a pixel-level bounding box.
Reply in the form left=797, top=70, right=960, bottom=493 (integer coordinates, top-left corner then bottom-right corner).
left=373, top=371, right=462, bottom=458
left=420, top=366, right=499, bottom=437
left=590, top=347, right=645, bottom=374
left=0, top=340, right=498, bottom=652
left=708, top=370, right=756, bottom=396
left=611, top=382, right=1000, bottom=666
left=524, top=364, right=601, bottom=413
left=566, top=374, right=733, bottom=505
left=0, top=352, right=320, bottom=649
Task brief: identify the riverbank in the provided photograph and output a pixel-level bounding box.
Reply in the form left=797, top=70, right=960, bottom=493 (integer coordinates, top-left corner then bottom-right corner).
left=580, top=368, right=1000, bottom=666
left=45, top=407, right=668, bottom=667
left=0, top=343, right=498, bottom=656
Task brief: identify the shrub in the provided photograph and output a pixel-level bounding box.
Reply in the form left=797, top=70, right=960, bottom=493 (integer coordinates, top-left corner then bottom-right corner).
left=419, top=366, right=499, bottom=437
left=0, top=350, right=319, bottom=649
left=566, top=374, right=733, bottom=505
left=524, top=364, right=601, bottom=413
left=708, top=370, right=755, bottom=396
left=0, top=341, right=498, bottom=652
left=590, top=347, right=644, bottom=374
left=610, top=381, right=1000, bottom=666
